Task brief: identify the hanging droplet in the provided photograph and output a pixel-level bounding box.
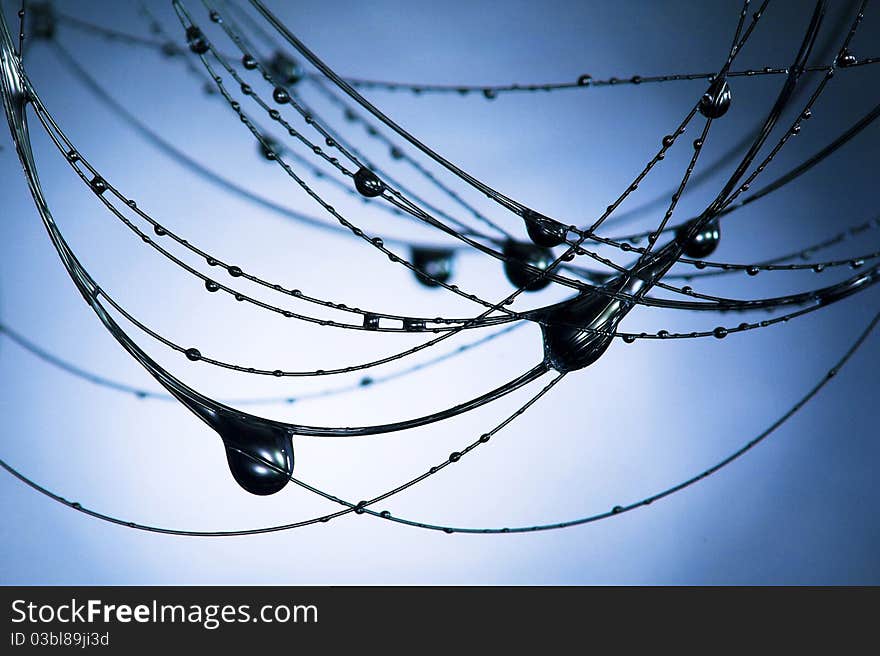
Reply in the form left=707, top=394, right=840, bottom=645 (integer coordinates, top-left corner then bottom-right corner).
left=268, top=51, right=303, bottom=86
left=837, top=48, right=857, bottom=68
left=699, top=78, right=732, bottom=118
left=411, top=248, right=454, bottom=287
left=353, top=167, right=384, bottom=197
left=185, top=26, right=209, bottom=55
left=272, top=86, right=290, bottom=104
left=534, top=241, right=680, bottom=372
left=502, top=241, right=554, bottom=292
left=363, top=313, right=380, bottom=330
left=28, top=2, right=56, bottom=40
left=259, top=135, right=282, bottom=160
left=242, top=53, right=258, bottom=70
left=221, top=420, right=295, bottom=496
left=90, top=175, right=108, bottom=194
left=523, top=208, right=566, bottom=248
left=676, top=218, right=721, bottom=258
left=577, top=74, right=592, bottom=86
left=205, top=280, right=220, bottom=292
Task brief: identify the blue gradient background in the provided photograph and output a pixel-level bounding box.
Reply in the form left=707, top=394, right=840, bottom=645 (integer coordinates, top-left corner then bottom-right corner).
left=0, top=0, right=878, bottom=584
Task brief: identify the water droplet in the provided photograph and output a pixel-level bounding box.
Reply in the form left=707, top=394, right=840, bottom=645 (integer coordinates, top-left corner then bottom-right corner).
left=354, top=167, right=384, bottom=197
left=268, top=51, right=302, bottom=86
left=713, top=326, right=728, bottom=339
left=228, top=266, right=243, bottom=277
left=449, top=452, right=461, bottom=462
left=502, top=241, right=554, bottom=292
left=747, top=266, right=759, bottom=276
left=699, top=78, right=732, bottom=118
left=219, top=418, right=294, bottom=495
left=205, top=280, right=220, bottom=292
left=577, top=74, right=592, bottom=86
left=185, top=348, right=202, bottom=361
left=535, top=242, right=680, bottom=371
left=676, top=219, right=721, bottom=258
left=403, top=318, right=426, bottom=331
left=379, top=510, right=391, bottom=519
left=153, top=225, right=167, bottom=236
left=611, top=505, right=623, bottom=514
left=363, top=314, right=380, bottom=330
left=354, top=501, right=367, bottom=514
left=837, top=48, right=857, bottom=68
left=90, top=175, right=107, bottom=194
left=186, top=26, right=209, bottom=55
left=242, top=54, right=258, bottom=70
left=259, top=135, right=281, bottom=160
left=272, top=86, right=290, bottom=104
left=29, top=3, right=56, bottom=40
left=523, top=208, right=566, bottom=247
left=411, top=248, right=454, bottom=287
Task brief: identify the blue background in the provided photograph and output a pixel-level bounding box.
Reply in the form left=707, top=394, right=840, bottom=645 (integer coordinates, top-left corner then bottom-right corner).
left=1, top=0, right=878, bottom=584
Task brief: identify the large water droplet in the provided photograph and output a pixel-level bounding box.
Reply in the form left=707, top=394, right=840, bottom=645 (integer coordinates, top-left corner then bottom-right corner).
left=676, top=218, right=721, bottom=258
left=28, top=2, right=56, bottom=40
left=411, top=248, right=454, bottom=287
left=523, top=209, right=566, bottom=248
left=534, top=242, right=680, bottom=371
left=268, top=51, right=302, bottom=86
left=185, top=26, right=209, bottom=55
left=354, top=167, right=384, bottom=197
left=502, top=241, right=554, bottom=292
left=699, top=78, right=732, bottom=119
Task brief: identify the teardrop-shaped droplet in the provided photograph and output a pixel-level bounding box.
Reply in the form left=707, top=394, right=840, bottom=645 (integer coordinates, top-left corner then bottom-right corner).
left=534, top=241, right=680, bottom=372
left=258, top=135, right=281, bottom=160
left=354, top=167, right=384, bottom=197
left=523, top=208, right=566, bottom=248
left=268, top=51, right=302, bottom=86
left=411, top=248, right=454, bottom=287
left=185, top=26, right=209, bottom=55
left=502, top=241, right=554, bottom=292
left=29, top=2, right=56, bottom=40
left=222, top=418, right=295, bottom=496
left=676, top=218, right=721, bottom=258
left=699, top=78, right=731, bottom=119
